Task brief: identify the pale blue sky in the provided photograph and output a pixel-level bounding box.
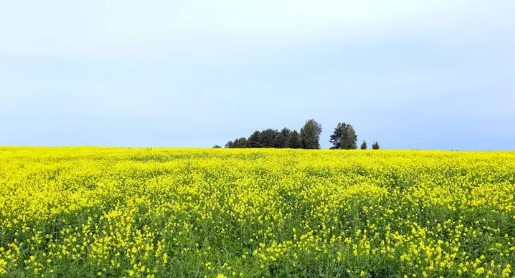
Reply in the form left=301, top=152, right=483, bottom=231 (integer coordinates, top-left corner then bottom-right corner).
left=1, top=1, right=514, bottom=149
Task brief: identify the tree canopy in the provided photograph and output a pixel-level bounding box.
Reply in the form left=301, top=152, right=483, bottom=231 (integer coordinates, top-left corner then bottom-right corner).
left=224, top=120, right=320, bottom=149
left=300, top=119, right=322, bottom=149
left=372, top=141, right=380, bottom=150
left=330, top=122, right=357, bottom=149
left=360, top=140, right=367, bottom=150
left=223, top=119, right=379, bottom=150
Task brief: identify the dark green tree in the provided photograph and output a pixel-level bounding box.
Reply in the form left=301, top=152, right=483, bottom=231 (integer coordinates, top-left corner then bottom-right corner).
left=360, top=140, right=367, bottom=150
left=248, top=131, right=262, bottom=148
left=225, top=141, right=234, bottom=148
left=372, top=141, right=380, bottom=150
left=274, top=128, right=291, bottom=148
left=300, top=119, right=322, bottom=149
left=330, top=122, right=357, bottom=149
left=236, top=137, right=250, bottom=148
left=260, top=129, right=279, bottom=148
left=329, top=123, right=343, bottom=149
left=286, top=130, right=301, bottom=148
left=342, top=124, right=358, bottom=149
left=213, top=145, right=222, bottom=148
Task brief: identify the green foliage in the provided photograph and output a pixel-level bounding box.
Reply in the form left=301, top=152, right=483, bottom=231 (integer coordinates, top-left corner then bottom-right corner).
left=286, top=130, right=301, bottom=149
left=225, top=127, right=300, bottom=149
left=360, top=140, right=367, bottom=150
left=260, top=129, right=279, bottom=148
left=330, top=122, right=358, bottom=149
left=248, top=131, right=263, bottom=148
left=275, top=128, right=291, bottom=148
left=226, top=138, right=249, bottom=148
left=225, top=141, right=234, bottom=148
left=300, top=119, right=322, bottom=149
left=224, top=119, right=362, bottom=151
left=372, top=141, right=380, bottom=150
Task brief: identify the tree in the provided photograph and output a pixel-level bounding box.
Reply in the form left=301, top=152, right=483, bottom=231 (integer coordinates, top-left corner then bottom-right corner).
left=213, top=145, right=222, bottom=148
left=286, top=130, right=301, bottom=148
left=329, top=123, right=343, bottom=149
left=330, top=122, right=357, bottom=149
left=360, top=140, right=367, bottom=150
left=341, top=124, right=358, bottom=149
left=260, top=129, right=279, bottom=148
left=234, top=137, right=249, bottom=148
left=274, top=128, right=291, bottom=148
left=227, top=137, right=249, bottom=148
left=248, top=131, right=262, bottom=148
left=300, top=119, right=322, bottom=149
left=372, top=141, right=380, bottom=150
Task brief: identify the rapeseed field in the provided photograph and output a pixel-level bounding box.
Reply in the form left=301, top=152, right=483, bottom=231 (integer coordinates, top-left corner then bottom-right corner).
left=0, top=147, right=514, bottom=277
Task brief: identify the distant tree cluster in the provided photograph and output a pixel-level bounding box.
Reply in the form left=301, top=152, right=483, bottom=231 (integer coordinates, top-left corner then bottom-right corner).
left=330, top=122, right=357, bottom=149
left=223, top=119, right=380, bottom=150
left=224, top=137, right=249, bottom=148
left=225, top=119, right=321, bottom=149
left=329, top=122, right=380, bottom=150
left=372, top=141, right=380, bottom=150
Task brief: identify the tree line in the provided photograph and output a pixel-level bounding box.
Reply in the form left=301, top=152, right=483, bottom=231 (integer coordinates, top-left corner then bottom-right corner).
left=222, top=119, right=380, bottom=150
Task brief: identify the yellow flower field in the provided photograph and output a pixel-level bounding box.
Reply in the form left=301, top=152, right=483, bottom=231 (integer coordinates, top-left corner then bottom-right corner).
left=0, top=147, right=514, bottom=277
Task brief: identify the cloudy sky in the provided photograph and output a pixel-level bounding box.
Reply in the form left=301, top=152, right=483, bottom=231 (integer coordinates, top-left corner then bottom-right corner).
left=1, top=0, right=514, bottom=149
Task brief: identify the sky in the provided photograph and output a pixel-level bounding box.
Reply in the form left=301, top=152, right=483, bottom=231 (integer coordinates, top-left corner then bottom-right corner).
left=1, top=0, right=514, bottom=150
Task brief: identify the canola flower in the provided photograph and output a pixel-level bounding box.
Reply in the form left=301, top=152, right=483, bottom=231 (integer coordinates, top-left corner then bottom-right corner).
left=0, top=147, right=514, bottom=277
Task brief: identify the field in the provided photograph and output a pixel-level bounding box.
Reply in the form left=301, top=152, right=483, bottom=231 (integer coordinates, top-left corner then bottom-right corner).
left=0, top=148, right=514, bottom=277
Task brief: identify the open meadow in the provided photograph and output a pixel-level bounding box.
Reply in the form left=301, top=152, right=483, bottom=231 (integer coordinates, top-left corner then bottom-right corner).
left=0, top=148, right=514, bottom=277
